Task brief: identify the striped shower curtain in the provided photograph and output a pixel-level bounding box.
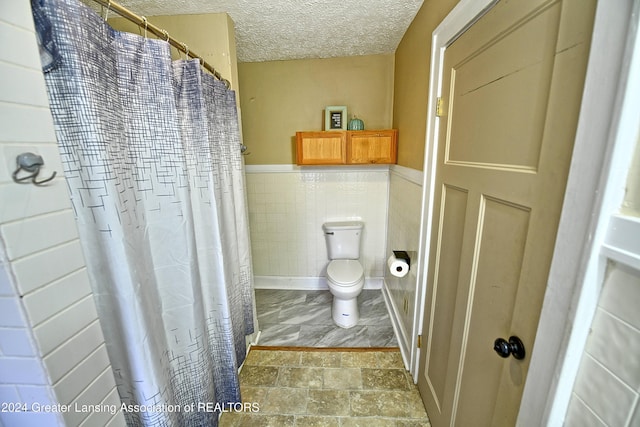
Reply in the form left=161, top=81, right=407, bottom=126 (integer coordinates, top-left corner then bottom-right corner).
left=32, top=0, right=254, bottom=425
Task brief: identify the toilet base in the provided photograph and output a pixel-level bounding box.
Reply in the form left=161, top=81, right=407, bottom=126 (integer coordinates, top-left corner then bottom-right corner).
left=332, top=296, right=359, bottom=328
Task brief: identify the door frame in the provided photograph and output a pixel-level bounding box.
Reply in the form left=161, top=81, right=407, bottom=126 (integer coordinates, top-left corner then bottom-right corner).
left=413, top=0, right=638, bottom=425
left=413, top=0, right=498, bottom=378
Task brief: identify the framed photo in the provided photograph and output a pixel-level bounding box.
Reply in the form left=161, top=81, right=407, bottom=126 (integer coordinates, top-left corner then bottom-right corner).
left=325, top=106, right=347, bottom=130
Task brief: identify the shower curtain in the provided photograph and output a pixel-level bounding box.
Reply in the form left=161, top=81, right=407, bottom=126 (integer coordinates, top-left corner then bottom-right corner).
left=32, top=0, right=254, bottom=425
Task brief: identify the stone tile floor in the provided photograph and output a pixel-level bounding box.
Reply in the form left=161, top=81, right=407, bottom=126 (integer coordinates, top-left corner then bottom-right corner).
left=255, top=289, right=398, bottom=347
left=219, top=347, right=431, bottom=426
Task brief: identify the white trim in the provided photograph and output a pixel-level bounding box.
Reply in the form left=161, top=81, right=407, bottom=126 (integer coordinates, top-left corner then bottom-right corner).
left=382, top=281, right=411, bottom=369
left=245, top=164, right=300, bottom=173
left=413, top=0, right=498, bottom=381
left=389, top=164, right=423, bottom=186
left=431, top=0, right=499, bottom=48
left=253, top=275, right=383, bottom=290
left=518, top=0, right=640, bottom=425
left=602, top=215, right=640, bottom=271
left=245, top=164, right=390, bottom=174
left=248, top=330, right=262, bottom=347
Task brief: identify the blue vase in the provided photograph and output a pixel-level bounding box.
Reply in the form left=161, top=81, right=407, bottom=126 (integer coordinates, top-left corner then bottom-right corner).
left=348, top=116, right=365, bottom=130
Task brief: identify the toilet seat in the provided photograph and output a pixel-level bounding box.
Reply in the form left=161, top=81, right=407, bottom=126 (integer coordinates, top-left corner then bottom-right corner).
left=327, top=260, right=364, bottom=287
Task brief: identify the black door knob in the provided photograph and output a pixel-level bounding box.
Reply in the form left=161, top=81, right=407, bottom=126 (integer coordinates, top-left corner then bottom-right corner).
left=493, top=336, right=526, bottom=360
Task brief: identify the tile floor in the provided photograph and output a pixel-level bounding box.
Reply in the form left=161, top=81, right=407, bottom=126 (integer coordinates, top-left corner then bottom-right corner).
left=255, top=289, right=398, bottom=347
left=219, top=348, right=431, bottom=426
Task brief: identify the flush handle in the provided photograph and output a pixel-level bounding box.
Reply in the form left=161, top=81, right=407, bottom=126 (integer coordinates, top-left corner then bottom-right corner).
left=325, top=232, right=334, bottom=235
left=493, top=336, right=526, bottom=360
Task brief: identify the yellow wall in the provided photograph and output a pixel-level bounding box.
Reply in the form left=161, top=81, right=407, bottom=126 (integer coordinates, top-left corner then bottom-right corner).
left=106, top=1, right=464, bottom=169
left=392, top=0, right=460, bottom=170
left=109, top=13, right=240, bottom=92
left=238, top=54, right=394, bottom=165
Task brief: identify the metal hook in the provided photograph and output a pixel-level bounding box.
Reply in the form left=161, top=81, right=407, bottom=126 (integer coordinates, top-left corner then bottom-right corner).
left=181, top=43, right=189, bottom=59
left=141, top=16, right=148, bottom=39
left=12, top=153, right=57, bottom=186
left=160, top=29, right=170, bottom=42
left=104, top=0, right=111, bottom=21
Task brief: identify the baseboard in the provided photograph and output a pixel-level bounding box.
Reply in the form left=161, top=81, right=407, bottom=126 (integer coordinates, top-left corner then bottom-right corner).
left=248, top=330, right=262, bottom=348
left=253, top=276, right=383, bottom=290
left=239, top=330, right=262, bottom=375
left=381, top=280, right=411, bottom=370
left=249, top=346, right=401, bottom=352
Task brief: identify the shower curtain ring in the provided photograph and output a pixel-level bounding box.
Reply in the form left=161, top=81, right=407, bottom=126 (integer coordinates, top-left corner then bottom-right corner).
left=104, top=0, right=111, bottom=21
left=141, top=16, right=148, bottom=38
left=161, top=29, right=170, bottom=42
left=181, top=43, right=189, bottom=59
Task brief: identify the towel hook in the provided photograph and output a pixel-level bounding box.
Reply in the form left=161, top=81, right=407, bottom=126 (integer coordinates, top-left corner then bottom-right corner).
left=12, top=153, right=57, bottom=186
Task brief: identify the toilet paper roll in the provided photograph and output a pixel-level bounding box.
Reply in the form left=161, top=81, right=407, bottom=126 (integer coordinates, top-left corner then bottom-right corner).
left=387, top=254, right=409, bottom=278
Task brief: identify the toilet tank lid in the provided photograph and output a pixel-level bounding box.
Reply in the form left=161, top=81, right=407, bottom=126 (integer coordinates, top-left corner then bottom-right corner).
left=323, top=221, right=364, bottom=231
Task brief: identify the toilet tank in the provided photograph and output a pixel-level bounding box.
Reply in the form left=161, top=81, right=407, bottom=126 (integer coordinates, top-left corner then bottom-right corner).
left=323, top=221, right=364, bottom=260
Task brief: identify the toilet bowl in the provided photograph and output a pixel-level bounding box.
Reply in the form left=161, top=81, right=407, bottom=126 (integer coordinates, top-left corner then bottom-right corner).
left=327, top=259, right=365, bottom=328
left=323, top=221, right=365, bottom=329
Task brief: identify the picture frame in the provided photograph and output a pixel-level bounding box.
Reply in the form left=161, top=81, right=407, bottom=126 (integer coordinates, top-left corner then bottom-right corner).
left=324, top=106, right=347, bottom=130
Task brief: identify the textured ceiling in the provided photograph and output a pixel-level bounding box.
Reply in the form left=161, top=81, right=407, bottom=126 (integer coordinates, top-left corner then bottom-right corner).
left=113, top=0, right=424, bottom=63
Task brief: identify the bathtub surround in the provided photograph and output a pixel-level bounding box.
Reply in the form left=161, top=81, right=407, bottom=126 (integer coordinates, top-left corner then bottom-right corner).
left=255, top=289, right=397, bottom=347
left=0, top=2, right=125, bottom=426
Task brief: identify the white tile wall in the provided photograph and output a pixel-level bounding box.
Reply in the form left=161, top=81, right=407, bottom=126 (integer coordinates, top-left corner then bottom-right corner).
left=565, top=395, right=607, bottom=427
left=0, top=327, right=37, bottom=357
left=0, top=2, right=124, bottom=426
left=384, top=167, right=423, bottom=357
left=246, top=166, right=389, bottom=280
left=75, top=384, right=122, bottom=427
left=63, top=366, right=118, bottom=426
left=43, top=321, right=104, bottom=383
left=1, top=209, right=78, bottom=259
left=386, top=169, right=423, bottom=258
left=32, top=295, right=100, bottom=357
left=53, top=346, right=111, bottom=406
left=0, top=263, right=13, bottom=296
left=23, top=268, right=93, bottom=326
left=565, top=264, right=640, bottom=427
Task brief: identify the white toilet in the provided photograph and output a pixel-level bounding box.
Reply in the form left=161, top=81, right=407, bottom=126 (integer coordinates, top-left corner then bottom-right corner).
left=323, top=221, right=365, bottom=328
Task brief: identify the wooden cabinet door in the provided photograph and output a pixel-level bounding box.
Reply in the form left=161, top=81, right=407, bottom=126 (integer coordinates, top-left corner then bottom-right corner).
left=295, top=131, right=346, bottom=165
left=347, top=130, right=398, bottom=164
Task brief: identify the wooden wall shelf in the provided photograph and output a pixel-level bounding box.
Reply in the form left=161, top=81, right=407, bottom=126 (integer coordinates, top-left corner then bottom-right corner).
left=295, top=130, right=398, bottom=165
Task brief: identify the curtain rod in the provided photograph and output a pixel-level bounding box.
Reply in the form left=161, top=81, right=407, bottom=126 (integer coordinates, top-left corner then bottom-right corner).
left=91, top=0, right=230, bottom=88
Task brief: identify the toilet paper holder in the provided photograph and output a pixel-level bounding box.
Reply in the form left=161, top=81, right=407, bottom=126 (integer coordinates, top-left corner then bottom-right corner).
left=392, top=250, right=410, bottom=269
